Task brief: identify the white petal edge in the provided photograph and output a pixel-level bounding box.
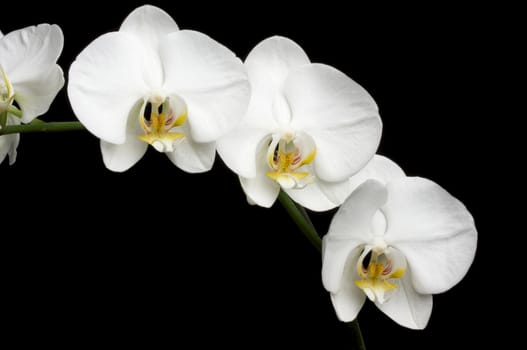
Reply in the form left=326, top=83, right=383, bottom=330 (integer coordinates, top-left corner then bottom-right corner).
left=283, top=64, right=381, bottom=182
left=101, top=139, right=148, bottom=172
left=160, top=30, right=250, bottom=143
left=240, top=175, right=280, bottom=208
left=329, top=247, right=367, bottom=322
left=322, top=180, right=387, bottom=292
left=0, top=116, right=20, bottom=165
left=0, top=24, right=63, bottom=81
left=348, top=155, right=405, bottom=194
left=120, top=5, right=179, bottom=49
left=375, top=271, right=433, bottom=330
left=323, top=237, right=365, bottom=294
left=238, top=133, right=281, bottom=207
left=383, top=177, right=477, bottom=294
left=165, top=138, right=216, bottom=173
left=13, top=65, right=64, bottom=123
left=68, top=32, right=149, bottom=144
left=286, top=177, right=351, bottom=212
left=216, top=128, right=270, bottom=178
left=100, top=101, right=149, bottom=172
left=326, top=179, right=388, bottom=241
left=119, top=5, right=179, bottom=87
left=244, top=36, right=310, bottom=128
left=245, top=36, right=310, bottom=96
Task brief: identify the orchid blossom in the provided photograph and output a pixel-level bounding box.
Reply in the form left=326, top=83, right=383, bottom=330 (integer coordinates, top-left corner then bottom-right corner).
left=322, top=177, right=477, bottom=329
left=68, top=5, right=250, bottom=172
left=0, top=25, right=64, bottom=164
left=217, top=36, right=381, bottom=211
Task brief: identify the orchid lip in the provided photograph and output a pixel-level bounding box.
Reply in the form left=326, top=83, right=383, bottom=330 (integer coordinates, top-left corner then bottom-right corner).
left=137, top=95, right=187, bottom=153
left=265, top=132, right=316, bottom=189
left=354, top=240, right=407, bottom=305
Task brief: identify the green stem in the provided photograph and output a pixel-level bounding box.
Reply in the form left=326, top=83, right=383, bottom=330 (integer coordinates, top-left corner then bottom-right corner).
left=8, top=106, right=22, bottom=118
left=0, top=121, right=85, bottom=135
left=347, top=319, right=367, bottom=350
left=0, top=111, right=7, bottom=129
left=277, top=190, right=366, bottom=349
left=278, top=190, right=322, bottom=252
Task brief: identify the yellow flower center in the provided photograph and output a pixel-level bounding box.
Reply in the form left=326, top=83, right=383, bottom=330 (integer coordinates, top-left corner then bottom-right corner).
left=354, top=244, right=406, bottom=304
left=265, top=134, right=316, bottom=189
left=137, top=96, right=187, bottom=152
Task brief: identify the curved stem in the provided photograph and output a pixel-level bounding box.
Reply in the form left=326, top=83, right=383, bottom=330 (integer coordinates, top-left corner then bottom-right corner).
left=277, top=190, right=366, bottom=349
left=277, top=190, right=321, bottom=252
left=0, top=121, right=86, bottom=135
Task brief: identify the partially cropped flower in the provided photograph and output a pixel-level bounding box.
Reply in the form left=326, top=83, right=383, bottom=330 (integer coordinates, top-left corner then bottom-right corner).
left=0, top=25, right=64, bottom=165
left=0, top=115, right=19, bottom=165
left=68, top=5, right=250, bottom=172
left=217, top=36, right=381, bottom=211
left=322, top=177, right=477, bottom=329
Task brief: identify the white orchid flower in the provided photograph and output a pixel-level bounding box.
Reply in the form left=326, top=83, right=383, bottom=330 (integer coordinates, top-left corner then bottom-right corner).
left=217, top=36, right=382, bottom=211
left=68, top=5, right=250, bottom=172
left=322, top=177, right=477, bottom=329
left=0, top=25, right=64, bottom=165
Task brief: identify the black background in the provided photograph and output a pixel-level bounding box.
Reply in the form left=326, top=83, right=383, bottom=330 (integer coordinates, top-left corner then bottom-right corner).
left=3, top=1, right=502, bottom=348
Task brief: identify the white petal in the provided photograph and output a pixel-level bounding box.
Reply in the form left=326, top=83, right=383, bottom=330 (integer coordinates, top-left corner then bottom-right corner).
left=245, top=36, right=310, bottom=98
left=286, top=177, right=351, bottom=212
left=216, top=128, right=270, bottom=178
left=240, top=175, right=280, bottom=208
left=242, top=91, right=279, bottom=132
left=166, top=138, right=216, bottom=173
left=101, top=139, right=148, bottom=172
left=283, top=64, right=381, bottom=182
left=0, top=24, right=64, bottom=123
left=348, top=155, right=405, bottom=194
left=240, top=174, right=280, bottom=208
left=120, top=5, right=179, bottom=50
left=68, top=32, right=149, bottom=144
left=327, top=179, right=387, bottom=240
left=100, top=102, right=148, bottom=172
left=7, top=134, right=19, bottom=165
left=376, top=272, right=433, bottom=329
left=383, top=177, right=477, bottom=294
left=0, top=116, right=20, bottom=165
left=323, top=237, right=365, bottom=294
left=160, top=30, right=250, bottom=143
left=0, top=24, right=63, bottom=77
left=322, top=180, right=387, bottom=292
left=329, top=247, right=367, bottom=322
left=0, top=135, right=14, bottom=165
left=12, top=65, right=64, bottom=123
left=244, top=36, right=310, bottom=128
left=238, top=134, right=281, bottom=207
left=119, top=5, right=178, bottom=87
